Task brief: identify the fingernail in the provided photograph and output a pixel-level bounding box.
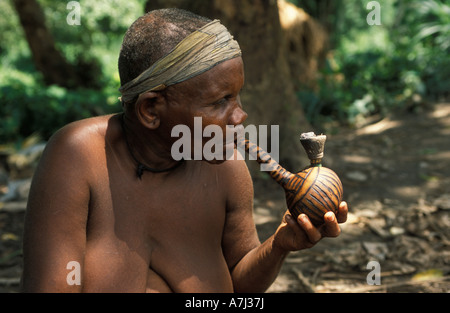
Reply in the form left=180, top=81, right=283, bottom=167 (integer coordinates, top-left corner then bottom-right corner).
left=325, top=212, right=335, bottom=222
left=299, top=214, right=308, bottom=224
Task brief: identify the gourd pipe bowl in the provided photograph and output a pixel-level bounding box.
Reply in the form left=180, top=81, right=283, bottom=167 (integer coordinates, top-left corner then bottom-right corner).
left=237, top=132, right=343, bottom=227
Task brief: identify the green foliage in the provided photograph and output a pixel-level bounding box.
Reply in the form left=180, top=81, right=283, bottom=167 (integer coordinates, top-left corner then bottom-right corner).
left=0, top=0, right=146, bottom=143
left=296, top=0, right=450, bottom=127
left=1, top=0, right=448, bottom=142
left=0, top=68, right=121, bottom=141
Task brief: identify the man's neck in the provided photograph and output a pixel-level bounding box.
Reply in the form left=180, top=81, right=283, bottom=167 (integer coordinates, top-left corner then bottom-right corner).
left=120, top=113, right=182, bottom=179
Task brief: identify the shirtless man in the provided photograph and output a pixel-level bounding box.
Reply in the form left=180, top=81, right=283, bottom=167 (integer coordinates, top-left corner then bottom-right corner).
left=21, top=8, right=348, bottom=292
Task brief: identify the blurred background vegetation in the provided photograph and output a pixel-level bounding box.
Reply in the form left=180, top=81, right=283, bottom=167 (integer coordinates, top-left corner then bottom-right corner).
left=0, top=0, right=449, bottom=145
left=0, top=0, right=145, bottom=144
left=295, top=0, right=449, bottom=128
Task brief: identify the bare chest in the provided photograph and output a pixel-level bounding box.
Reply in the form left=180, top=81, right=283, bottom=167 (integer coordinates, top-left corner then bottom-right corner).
left=83, top=163, right=231, bottom=291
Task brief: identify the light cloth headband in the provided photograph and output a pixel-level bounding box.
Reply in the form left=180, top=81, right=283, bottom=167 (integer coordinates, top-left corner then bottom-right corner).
left=119, top=19, right=241, bottom=104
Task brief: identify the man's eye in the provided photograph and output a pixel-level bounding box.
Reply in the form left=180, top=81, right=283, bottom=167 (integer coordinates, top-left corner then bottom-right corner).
left=212, top=95, right=232, bottom=106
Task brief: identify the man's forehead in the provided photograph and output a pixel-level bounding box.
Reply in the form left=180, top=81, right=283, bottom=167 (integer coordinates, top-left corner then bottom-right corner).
left=170, top=57, right=244, bottom=92
left=119, top=19, right=241, bottom=104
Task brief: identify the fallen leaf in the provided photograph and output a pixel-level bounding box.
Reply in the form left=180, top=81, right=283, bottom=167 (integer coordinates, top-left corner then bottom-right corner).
left=412, top=269, right=443, bottom=281
left=1, top=233, right=19, bottom=241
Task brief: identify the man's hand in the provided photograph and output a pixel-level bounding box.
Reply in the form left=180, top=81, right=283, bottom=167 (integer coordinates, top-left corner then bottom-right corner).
left=272, top=201, right=348, bottom=252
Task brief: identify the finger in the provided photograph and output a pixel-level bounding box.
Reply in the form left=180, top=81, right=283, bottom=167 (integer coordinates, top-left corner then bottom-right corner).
left=281, top=209, right=291, bottom=224
left=297, top=214, right=322, bottom=244
left=285, top=213, right=302, bottom=232
left=337, top=201, right=348, bottom=223
left=284, top=213, right=310, bottom=247
left=323, top=212, right=341, bottom=237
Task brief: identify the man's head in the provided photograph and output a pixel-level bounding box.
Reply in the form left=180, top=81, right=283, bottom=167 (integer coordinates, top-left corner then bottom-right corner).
left=118, top=9, right=246, bottom=163
left=118, top=8, right=211, bottom=107
left=118, top=9, right=241, bottom=109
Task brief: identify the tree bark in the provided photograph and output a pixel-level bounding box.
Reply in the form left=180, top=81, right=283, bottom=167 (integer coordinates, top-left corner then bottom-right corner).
left=145, top=0, right=322, bottom=169
left=12, top=0, right=82, bottom=89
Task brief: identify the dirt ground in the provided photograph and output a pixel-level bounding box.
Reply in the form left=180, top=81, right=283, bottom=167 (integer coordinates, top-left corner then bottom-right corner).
left=0, top=102, right=449, bottom=293
left=256, top=101, right=450, bottom=293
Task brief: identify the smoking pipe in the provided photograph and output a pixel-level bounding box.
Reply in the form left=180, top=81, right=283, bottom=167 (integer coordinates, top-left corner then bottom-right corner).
left=237, top=132, right=343, bottom=226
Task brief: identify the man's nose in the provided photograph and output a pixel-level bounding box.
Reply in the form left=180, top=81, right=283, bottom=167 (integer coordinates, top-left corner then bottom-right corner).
left=229, top=98, right=248, bottom=126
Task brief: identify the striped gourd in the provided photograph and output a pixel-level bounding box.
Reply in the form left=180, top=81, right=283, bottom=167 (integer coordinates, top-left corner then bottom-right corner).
left=237, top=132, right=343, bottom=227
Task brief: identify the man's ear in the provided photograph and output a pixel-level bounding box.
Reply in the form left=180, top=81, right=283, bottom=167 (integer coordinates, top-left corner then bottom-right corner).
left=135, top=92, right=164, bottom=130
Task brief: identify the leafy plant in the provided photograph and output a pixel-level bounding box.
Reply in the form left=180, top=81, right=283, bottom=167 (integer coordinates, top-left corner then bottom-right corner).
left=297, top=0, right=450, bottom=128
left=0, top=0, right=143, bottom=143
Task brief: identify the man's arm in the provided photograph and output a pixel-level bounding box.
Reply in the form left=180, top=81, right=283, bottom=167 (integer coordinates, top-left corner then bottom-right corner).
left=21, top=123, right=93, bottom=292
left=221, top=157, right=286, bottom=292
left=231, top=203, right=348, bottom=293
left=222, top=157, right=348, bottom=293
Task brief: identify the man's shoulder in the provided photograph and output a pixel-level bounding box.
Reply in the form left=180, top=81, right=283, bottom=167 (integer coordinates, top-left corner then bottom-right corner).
left=29, top=115, right=117, bottom=196
left=216, top=152, right=253, bottom=190
left=42, top=114, right=116, bottom=167
left=47, top=114, right=114, bottom=150
left=53, top=114, right=112, bottom=141
left=221, top=149, right=250, bottom=173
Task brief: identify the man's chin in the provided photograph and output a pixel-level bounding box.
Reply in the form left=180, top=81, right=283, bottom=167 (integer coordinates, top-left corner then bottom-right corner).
left=202, top=150, right=236, bottom=165
left=204, top=158, right=227, bottom=165
left=200, top=142, right=237, bottom=165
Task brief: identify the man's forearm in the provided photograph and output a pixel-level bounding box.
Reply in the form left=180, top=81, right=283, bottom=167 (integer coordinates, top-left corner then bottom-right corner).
left=231, top=235, right=289, bottom=293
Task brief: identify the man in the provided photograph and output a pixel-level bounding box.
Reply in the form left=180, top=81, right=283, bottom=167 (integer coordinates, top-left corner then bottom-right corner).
left=21, top=8, right=347, bottom=292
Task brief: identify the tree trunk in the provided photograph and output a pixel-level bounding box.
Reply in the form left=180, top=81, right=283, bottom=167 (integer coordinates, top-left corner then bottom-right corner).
left=290, top=0, right=343, bottom=49
left=145, top=0, right=323, bottom=169
left=12, top=0, right=82, bottom=89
